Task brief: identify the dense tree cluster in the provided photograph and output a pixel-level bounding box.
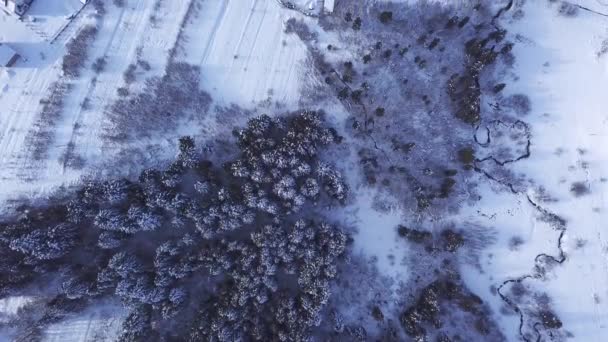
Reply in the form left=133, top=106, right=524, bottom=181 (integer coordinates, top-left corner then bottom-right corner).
left=0, top=111, right=350, bottom=341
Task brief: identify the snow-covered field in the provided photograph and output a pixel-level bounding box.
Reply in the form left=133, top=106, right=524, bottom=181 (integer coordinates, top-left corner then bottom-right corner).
left=500, top=1, right=608, bottom=339
left=0, top=0, right=167, bottom=206
left=43, top=303, right=125, bottom=342
left=0, top=0, right=314, bottom=210
left=1, top=0, right=607, bottom=340
left=174, top=0, right=308, bottom=108
left=459, top=1, right=608, bottom=340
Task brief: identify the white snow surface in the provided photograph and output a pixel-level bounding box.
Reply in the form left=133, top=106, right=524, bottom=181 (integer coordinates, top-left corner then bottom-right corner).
left=345, top=187, right=408, bottom=288
left=0, top=0, right=607, bottom=340
left=504, top=2, right=608, bottom=339
left=0, top=296, right=32, bottom=322
left=43, top=302, right=125, bottom=342
left=175, top=0, right=307, bottom=108
left=461, top=1, right=608, bottom=340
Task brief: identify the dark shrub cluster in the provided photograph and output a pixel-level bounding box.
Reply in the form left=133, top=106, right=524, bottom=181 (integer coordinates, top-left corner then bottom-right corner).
left=62, top=25, right=99, bottom=78
left=108, top=63, right=212, bottom=139
left=27, top=82, right=72, bottom=160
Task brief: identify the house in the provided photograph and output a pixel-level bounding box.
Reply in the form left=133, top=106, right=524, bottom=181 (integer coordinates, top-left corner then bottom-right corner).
left=0, top=44, right=19, bottom=67
left=323, top=0, right=334, bottom=14
left=2, top=0, right=34, bottom=16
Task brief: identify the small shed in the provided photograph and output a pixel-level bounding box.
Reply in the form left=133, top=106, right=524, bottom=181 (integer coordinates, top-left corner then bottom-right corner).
left=0, top=44, right=19, bottom=67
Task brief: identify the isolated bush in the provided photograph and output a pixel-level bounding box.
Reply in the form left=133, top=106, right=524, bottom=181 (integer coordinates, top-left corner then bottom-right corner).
left=397, top=225, right=432, bottom=243
left=92, top=57, right=106, bottom=73
left=440, top=229, right=464, bottom=252
left=570, top=181, right=590, bottom=197
left=558, top=2, right=578, bottom=17
left=457, top=147, right=475, bottom=166
left=137, top=59, right=151, bottom=71
left=379, top=11, right=393, bottom=23
left=353, top=17, right=362, bottom=30
left=116, top=87, right=129, bottom=97
left=123, top=64, right=137, bottom=84
left=93, top=0, right=106, bottom=16
left=539, top=310, right=563, bottom=329
left=493, top=83, right=506, bottom=93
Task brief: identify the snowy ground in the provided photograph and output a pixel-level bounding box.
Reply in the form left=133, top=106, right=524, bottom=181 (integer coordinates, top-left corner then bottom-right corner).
left=460, top=1, right=608, bottom=340
left=0, top=296, right=32, bottom=323
left=1, top=0, right=607, bottom=340
left=502, top=2, right=608, bottom=339
left=43, top=303, right=125, bottom=342
left=174, top=0, right=308, bottom=109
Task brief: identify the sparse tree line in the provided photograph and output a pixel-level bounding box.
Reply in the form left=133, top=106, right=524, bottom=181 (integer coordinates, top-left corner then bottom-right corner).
left=0, top=111, right=351, bottom=341
left=62, top=26, right=99, bottom=78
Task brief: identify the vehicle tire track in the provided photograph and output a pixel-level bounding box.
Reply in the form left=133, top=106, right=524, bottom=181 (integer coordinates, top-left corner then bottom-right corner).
left=241, top=0, right=269, bottom=75
left=4, top=66, right=60, bottom=179
left=200, top=0, right=229, bottom=66
left=228, top=0, right=259, bottom=71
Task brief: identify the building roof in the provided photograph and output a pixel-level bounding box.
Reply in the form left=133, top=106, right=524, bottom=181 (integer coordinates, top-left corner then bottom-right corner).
left=0, top=44, right=18, bottom=66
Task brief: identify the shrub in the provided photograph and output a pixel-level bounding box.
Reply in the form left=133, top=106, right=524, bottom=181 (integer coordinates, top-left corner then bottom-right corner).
left=92, top=57, right=106, bottom=73
left=379, top=11, right=393, bottom=23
